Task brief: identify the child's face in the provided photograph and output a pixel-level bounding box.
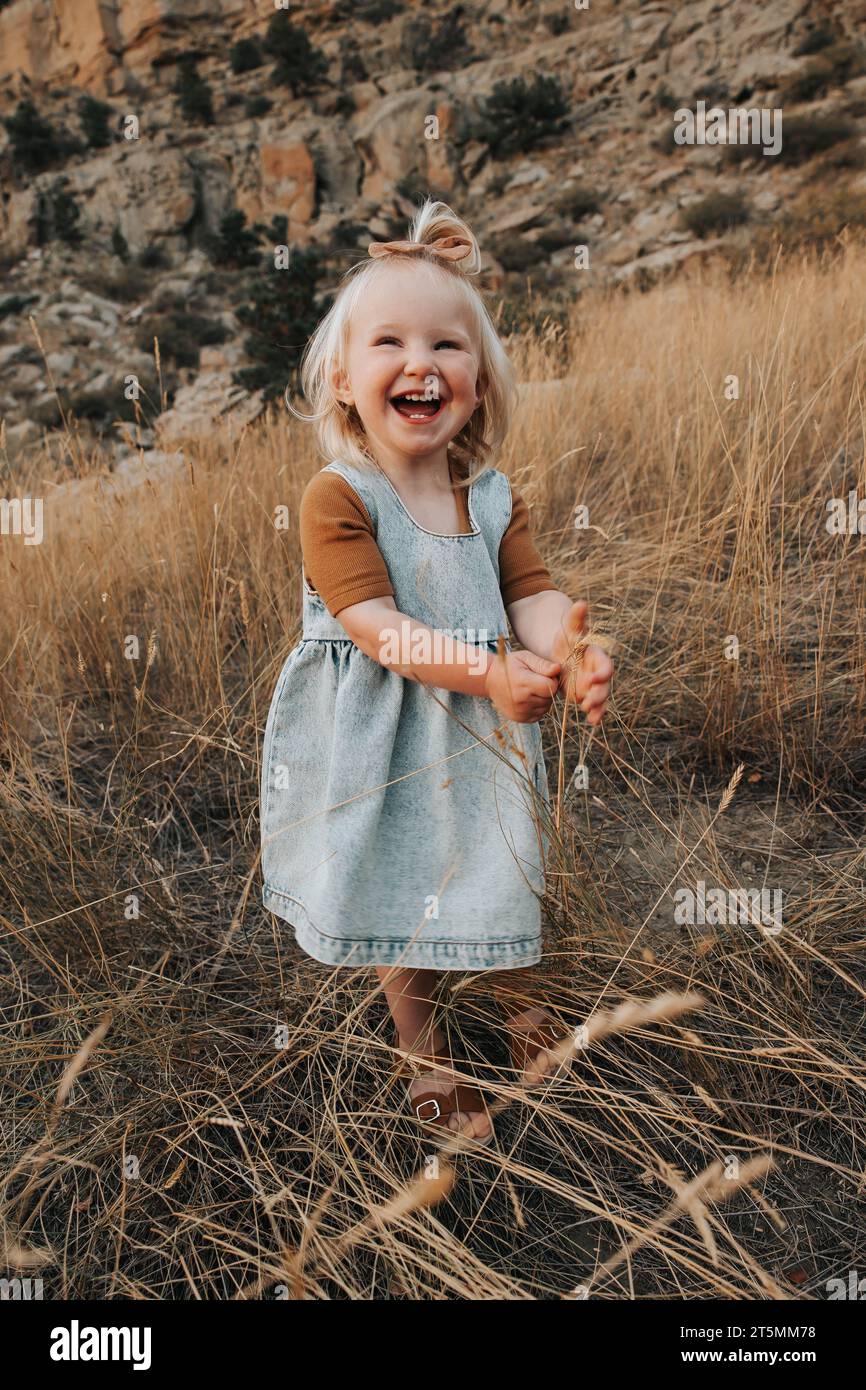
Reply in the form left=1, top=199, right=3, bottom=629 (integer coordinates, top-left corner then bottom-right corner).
left=333, top=262, right=485, bottom=471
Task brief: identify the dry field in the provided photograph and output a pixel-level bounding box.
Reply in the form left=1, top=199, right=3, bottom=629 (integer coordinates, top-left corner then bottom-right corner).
left=1, top=238, right=865, bottom=1299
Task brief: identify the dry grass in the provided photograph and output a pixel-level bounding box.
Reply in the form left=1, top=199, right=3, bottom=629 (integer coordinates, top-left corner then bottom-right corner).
left=1, top=238, right=865, bottom=1299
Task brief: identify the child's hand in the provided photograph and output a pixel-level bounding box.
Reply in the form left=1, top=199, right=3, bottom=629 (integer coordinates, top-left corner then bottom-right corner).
left=551, top=600, right=614, bottom=726
left=484, top=647, right=561, bottom=725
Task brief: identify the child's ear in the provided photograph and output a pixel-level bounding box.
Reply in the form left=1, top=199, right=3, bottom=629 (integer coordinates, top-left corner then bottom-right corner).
left=474, top=375, right=488, bottom=409
left=331, top=365, right=353, bottom=404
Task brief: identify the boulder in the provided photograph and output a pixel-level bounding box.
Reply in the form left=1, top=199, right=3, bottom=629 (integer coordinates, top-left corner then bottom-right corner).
left=354, top=88, right=443, bottom=200
left=154, top=368, right=264, bottom=445
left=612, top=238, right=726, bottom=282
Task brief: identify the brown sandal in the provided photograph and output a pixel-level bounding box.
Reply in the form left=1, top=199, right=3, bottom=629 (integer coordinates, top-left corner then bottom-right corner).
left=394, top=1040, right=495, bottom=1147
left=501, top=1007, right=574, bottom=1088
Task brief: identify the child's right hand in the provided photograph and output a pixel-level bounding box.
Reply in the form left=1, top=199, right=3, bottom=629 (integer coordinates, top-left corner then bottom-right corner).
left=484, top=648, right=562, bottom=724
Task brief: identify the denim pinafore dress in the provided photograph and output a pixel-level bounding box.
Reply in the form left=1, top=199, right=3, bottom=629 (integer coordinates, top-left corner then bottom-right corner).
left=260, top=458, right=552, bottom=972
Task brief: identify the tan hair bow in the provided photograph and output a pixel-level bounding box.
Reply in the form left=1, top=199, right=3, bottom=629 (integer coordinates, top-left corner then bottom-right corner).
left=368, top=234, right=473, bottom=262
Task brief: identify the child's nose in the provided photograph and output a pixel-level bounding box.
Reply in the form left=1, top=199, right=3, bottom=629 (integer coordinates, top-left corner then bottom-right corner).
left=403, top=346, right=438, bottom=379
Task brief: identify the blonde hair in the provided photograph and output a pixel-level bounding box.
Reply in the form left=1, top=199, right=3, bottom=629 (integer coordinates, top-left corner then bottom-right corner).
left=288, top=199, right=519, bottom=487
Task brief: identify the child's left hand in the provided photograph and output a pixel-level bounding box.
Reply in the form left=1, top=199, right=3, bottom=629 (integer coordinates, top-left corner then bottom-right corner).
left=550, top=600, right=614, bottom=726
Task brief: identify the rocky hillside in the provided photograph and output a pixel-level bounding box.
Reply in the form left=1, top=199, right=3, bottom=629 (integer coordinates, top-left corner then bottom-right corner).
left=1, top=0, right=865, bottom=462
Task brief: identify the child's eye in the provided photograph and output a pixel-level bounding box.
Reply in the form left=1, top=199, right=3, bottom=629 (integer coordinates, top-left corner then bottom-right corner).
left=436, top=340, right=461, bottom=350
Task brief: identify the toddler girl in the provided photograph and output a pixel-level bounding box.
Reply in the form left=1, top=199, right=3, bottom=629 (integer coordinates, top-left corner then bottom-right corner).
left=260, top=200, right=612, bottom=1147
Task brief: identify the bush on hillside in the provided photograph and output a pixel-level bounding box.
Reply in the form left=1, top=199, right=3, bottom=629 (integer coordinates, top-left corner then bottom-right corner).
left=487, top=233, right=539, bottom=273
left=174, top=57, right=215, bottom=126
left=553, top=184, right=602, bottom=222
left=793, top=21, right=839, bottom=57
left=135, top=309, right=228, bottom=370
left=3, top=98, right=81, bottom=174
left=139, top=243, right=170, bottom=269
left=724, top=113, right=857, bottom=164
left=400, top=9, right=474, bottom=74
left=31, top=179, right=84, bottom=245
left=473, top=74, right=570, bottom=158
left=244, top=94, right=272, bottom=118
left=732, top=187, right=866, bottom=266
left=79, top=95, right=114, bottom=148
left=262, top=14, right=329, bottom=94
left=234, top=245, right=325, bottom=400
left=681, top=192, right=750, bottom=238
left=230, top=37, right=264, bottom=74
left=204, top=210, right=263, bottom=269
left=336, top=0, right=401, bottom=21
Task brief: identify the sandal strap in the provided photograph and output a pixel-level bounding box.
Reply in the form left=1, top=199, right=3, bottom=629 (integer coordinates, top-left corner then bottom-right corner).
left=409, top=1081, right=489, bottom=1125
left=505, top=1016, right=570, bottom=1071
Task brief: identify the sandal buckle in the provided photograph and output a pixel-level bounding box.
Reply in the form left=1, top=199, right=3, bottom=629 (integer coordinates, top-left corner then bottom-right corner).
left=415, top=1098, right=441, bottom=1121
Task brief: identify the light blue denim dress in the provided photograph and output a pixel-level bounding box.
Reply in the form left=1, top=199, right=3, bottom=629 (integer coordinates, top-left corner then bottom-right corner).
left=260, top=458, right=552, bottom=972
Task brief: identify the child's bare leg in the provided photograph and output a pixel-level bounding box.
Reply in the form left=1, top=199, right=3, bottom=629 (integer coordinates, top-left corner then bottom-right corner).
left=374, top=965, right=491, bottom=1140
left=487, top=968, right=560, bottom=1083
left=375, top=965, right=440, bottom=1054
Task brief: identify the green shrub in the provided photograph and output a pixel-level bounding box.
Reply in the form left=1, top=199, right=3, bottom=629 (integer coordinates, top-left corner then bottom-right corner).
left=744, top=187, right=866, bottom=259
left=244, top=94, right=272, bottom=118
left=393, top=174, right=451, bottom=209
left=329, top=220, right=369, bottom=250
left=0, top=293, right=38, bottom=320
left=32, top=180, right=84, bottom=245
left=230, top=37, right=263, bottom=74
left=111, top=226, right=129, bottom=260
left=779, top=44, right=866, bottom=103
left=174, top=57, right=215, bottom=125
left=234, top=245, right=325, bottom=400
left=77, top=265, right=145, bottom=302
left=138, top=243, right=170, bottom=269
left=680, top=192, right=750, bottom=238
left=339, top=37, right=367, bottom=85
left=3, top=98, right=80, bottom=173
left=725, top=113, right=857, bottom=163
left=779, top=59, right=835, bottom=104
left=824, top=138, right=866, bottom=169
left=484, top=171, right=510, bottom=199
left=78, top=95, right=113, bottom=148
left=823, top=39, right=866, bottom=82
left=338, top=0, right=401, bottom=21
left=400, top=11, right=474, bottom=74
left=494, top=300, right=569, bottom=345
left=553, top=183, right=601, bottom=222
left=533, top=222, right=577, bottom=254
left=334, top=91, right=356, bottom=119
left=262, top=14, right=329, bottom=94
left=474, top=74, right=569, bottom=157
left=793, top=22, right=839, bottom=57
left=544, top=11, right=572, bottom=37
left=487, top=234, right=539, bottom=273
left=135, top=309, right=228, bottom=369
left=204, top=210, right=263, bottom=269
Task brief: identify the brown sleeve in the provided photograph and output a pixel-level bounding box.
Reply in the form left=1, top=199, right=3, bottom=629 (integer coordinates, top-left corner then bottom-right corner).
left=299, top=470, right=395, bottom=617
left=499, top=483, right=559, bottom=606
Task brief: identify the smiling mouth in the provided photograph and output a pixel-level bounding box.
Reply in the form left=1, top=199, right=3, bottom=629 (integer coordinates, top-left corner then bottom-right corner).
left=389, top=393, right=444, bottom=421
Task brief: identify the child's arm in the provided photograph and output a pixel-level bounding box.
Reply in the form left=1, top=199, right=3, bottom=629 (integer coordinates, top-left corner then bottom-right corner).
left=337, top=596, right=561, bottom=725
left=507, top=593, right=613, bottom=726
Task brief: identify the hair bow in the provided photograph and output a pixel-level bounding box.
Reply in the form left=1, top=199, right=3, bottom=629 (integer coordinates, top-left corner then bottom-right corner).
left=367, top=234, right=473, bottom=262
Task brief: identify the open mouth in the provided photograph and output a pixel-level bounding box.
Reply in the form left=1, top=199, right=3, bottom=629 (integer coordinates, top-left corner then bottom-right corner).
left=389, top=392, right=444, bottom=422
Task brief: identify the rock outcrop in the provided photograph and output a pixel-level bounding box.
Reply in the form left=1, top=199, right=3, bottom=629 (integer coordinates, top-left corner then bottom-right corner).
left=0, top=0, right=864, bottom=454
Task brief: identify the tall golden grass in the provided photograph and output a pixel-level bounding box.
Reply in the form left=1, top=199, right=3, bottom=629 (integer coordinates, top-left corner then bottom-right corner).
left=0, top=240, right=864, bottom=1298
